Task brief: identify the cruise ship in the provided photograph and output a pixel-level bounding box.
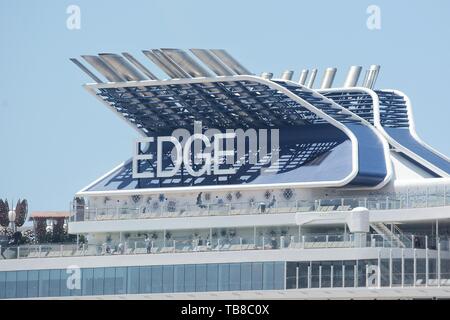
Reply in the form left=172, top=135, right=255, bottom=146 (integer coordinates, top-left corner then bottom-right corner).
left=1, top=48, right=450, bottom=300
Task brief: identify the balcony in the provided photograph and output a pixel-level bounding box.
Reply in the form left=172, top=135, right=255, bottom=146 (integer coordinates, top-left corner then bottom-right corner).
left=70, top=190, right=450, bottom=222
left=0, top=233, right=444, bottom=261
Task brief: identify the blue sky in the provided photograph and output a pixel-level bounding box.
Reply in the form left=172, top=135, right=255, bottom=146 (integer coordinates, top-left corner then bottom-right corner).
left=0, top=0, right=449, bottom=212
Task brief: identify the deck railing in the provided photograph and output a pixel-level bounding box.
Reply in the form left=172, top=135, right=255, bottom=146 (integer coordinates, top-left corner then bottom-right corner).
left=0, top=234, right=445, bottom=261
left=70, top=189, right=450, bottom=222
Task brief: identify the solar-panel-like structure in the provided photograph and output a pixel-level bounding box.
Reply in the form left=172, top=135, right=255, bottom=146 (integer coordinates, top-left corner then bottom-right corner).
left=70, top=48, right=450, bottom=194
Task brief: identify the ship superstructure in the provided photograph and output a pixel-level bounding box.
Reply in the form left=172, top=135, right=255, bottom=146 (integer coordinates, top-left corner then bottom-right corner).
left=0, top=49, right=449, bottom=299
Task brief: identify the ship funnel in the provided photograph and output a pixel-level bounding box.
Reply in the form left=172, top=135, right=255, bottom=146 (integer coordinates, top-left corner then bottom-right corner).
left=281, top=70, right=294, bottom=81
left=143, top=49, right=190, bottom=78
left=343, top=66, right=362, bottom=87
left=81, top=55, right=124, bottom=82
left=306, top=69, right=318, bottom=88
left=298, top=69, right=309, bottom=85
left=122, top=52, right=159, bottom=80
left=99, top=53, right=147, bottom=81
left=363, top=65, right=380, bottom=89
left=210, top=49, right=252, bottom=75
left=320, top=67, right=337, bottom=89
left=70, top=58, right=103, bottom=83
left=161, top=49, right=213, bottom=78
left=190, top=49, right=235, bottom=76
left=260, top=72, right=273, bottom=80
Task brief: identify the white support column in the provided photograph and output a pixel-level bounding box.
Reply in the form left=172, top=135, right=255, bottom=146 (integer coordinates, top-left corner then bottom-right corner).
left=438, top=242, right=441, bottom=287
left=307, top=266, right=311, bottom=289
left=401, top=248, right=405, bottom=288
left=426, top=246, right=429, bottom=287
left=436, top=220, right=439, bottom=249
left=413, top=248, right=417, bottom=287
left=389, top=248, right=393, bottom=288
left=378, top=249, right=381, bottom=289
left=365, top=264, right=369, bottom=288
left=331, top=265, right=334, bottom=288
left=319, top=266, right=322, bottom=288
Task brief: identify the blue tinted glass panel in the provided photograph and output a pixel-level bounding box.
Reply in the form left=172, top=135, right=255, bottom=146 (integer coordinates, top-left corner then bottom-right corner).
left=49, top=269, right=61, bottom=297
left=174, top=265, right=185, bottom=293
left=115, top=267, right=127, bottom=294
left=0, top=272, right=5, bottom=299
left=163, top=265, right=174, bottom=293
left=27, top=270, right=39, bottom=298
left=93, top=268, right=105, bottom=296
left=184, top=265, right=196, bottom=293
left=151, top=266, right=163, bottom=293
left=59, top=269, right=70, bottom=297
left=241, top=263, right=252, bottom=291
left=274, top=262, right=285, bottom=289
left=104, top=267, right=115, bottom=295
left=82, top=268, right=94, bottom=296
left=39, top=270, right=50, bottom=297
left=206, top=264, right=218, bottom=292
left=229, top=264, right=241, bottom=291
left=263, top=262, right=274, bottom=290
left=139, top=266, right=152, bottom=294
left=218, top=264, right=229, bottom=291
left=196, top=264, right=207, bottom=292
left=127, top=267, right=140, bottom=294
left=16, top=271, right=28, bottom=298
left=5, top=271, right=16, bottom=299
left=251, top=263, right=263, bottom=290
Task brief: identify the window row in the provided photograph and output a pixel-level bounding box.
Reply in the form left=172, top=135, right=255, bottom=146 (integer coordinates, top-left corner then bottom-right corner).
left=0, top=261, right=285, bottom=299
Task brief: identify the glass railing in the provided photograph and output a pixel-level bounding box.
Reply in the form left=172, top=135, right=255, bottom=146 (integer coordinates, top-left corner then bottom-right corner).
left=0, top=234, right=446, bottom=261
left=70, top=190, right=450, bottom=222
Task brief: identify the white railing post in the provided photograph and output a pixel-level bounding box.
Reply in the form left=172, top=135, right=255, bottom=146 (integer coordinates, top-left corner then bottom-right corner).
left=342, top=265, right=345, bottom=288
left=413, top=249, right=417, bottom=287
left=307, top=266, right=311, bottom=289
left=438, top=242, right=441, bottom=287
left=61, top=245, right=63, bottom=257
left=302, top=235, right=305, bottom=249
left=326, top=235, right=329, bottom=248
left=17, top=246, right=20, bottom=259
left=425, top=246, right=429, bottom=287
left=401, top=248, right=404, bottom=288
left=38, top=245, right=42, bottom=258
left=331, top=265, right=334, bottom=288
left=239, top=237, right=242, bottom=250
left=389, top=249, right=393, bottom=288
left=354, top=265, right=358, bottom=288
left=365, top=264, right=368, bottom=288
left=296, top=267, right=299, bottom=289
left=262, top=237, right=265, bottom=250
left=319, top=266, right=322, bottom=288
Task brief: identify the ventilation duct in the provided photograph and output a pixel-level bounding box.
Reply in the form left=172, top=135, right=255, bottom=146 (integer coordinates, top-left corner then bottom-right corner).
left=261, top=72, right=273, bottom=80
left=343, top=66, right=362, bottom=88
left=298, top=69, right=309, bottom=85
left=363, top=65, right=380, bottom=89
left=281, top=70, right=294, bottom=81
left=320, top=67, right=337, bottom=89
left=306, top=69, right=318, bottom=88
